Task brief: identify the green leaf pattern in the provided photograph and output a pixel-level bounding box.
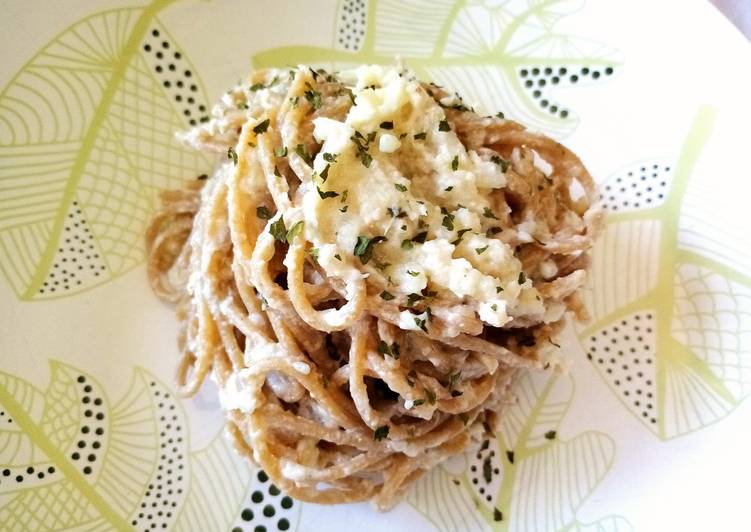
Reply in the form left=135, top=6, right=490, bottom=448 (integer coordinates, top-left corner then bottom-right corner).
left=0, top=361, right=300, bottom=531
left=578, top=106, right=751, bottom=439
left=0, top=0, right=211, bottom=301
left=253, top=0, right=621, bottom=138
left=407, top=372, right=630, bottom=531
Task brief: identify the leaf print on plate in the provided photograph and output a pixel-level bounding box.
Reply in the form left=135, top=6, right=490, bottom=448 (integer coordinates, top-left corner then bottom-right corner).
left=578, top=105, right=751, bottom=439
left=406, top=462, right=490, bottom=532
left=254, top=0, right=621, bottom=138
left=0, top=0, right=211, bottom=301
left=408, top=371, right=629, bottom=531
left=0, top=360, right=300, bottom=531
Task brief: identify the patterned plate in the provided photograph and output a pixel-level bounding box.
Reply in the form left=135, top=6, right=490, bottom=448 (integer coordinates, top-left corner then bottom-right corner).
left=1, top=1, right=749, bottom=531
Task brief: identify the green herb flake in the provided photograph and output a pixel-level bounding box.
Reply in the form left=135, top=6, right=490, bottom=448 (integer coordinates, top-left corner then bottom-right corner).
left=378, top=341, right=400, bottom=359
left=317, top=187, right=339, bottom=199
left=380, top=291, right=395, bottom=301
left=373, top=425, right=390, bottom=441
left=414, top=316, right=427, bottom=332
left=256, top=206, right=272, bottom=219
left=458, top=413, right=469, bottom=425
left=451, top=228, right=471, bottom=245
left=249, top=82, right=265, bottom=92
left=438, top=119, right=451, bottom=132
left=354, top=235, right=371, bottom=257
left=448, top=372, right=461, bottom=390
left=544, top=430, right=557, bottom=440
left=334, top=253, right=342, bottom=261
left=548, top=338, right=561, bottom=348
left=304, top=87, right=322, bottom=110
left=487, top=226, right=503, bottom=236
left=227, top=146, right=238, bottom=165
left=269, top=217, right=287, bottom=243
left=308, top=248, right=319, bottom=262
left=518, top=271, right=527, bottom=285
left=323, top=152, right=338, bottom=163
left=273, top=166, right=281, bottom=177
left=339, top=205, right=349, bottom=213
left=483, top=457, right=492, bottom=483
left=407, top=369, right=417, bottom=387
left=275, top=146, right=288, bottom=157
left=491, top=303, right=498, bottom=311
left=451, top=155, right=459, bottom=171
left=412, top=399, right=425, bottom=407
left=406, top=293, right=424, bottom=306
left=394, top=183, right=408, bottom=192
left=444, top=186, right=454, bottom=192
left=475, top=245, right=489, bottom=255
left=490, top=154, right=510, bottom=172
left=253, top=118, right=270, bottom=135
left=496, top=286, right=504, bottom=293
left=285, top=221, right=304, bottom=244
left=341, top=189, right=348, bottom=203
left=493, top=508, right=503, bottom=522
left=401, top=239, right=414, bottom=250
left=379, top=121, right=394, bottom=130
left=413, top=132, right=427, bottom=140
left=412, top=231, right=428, bottom=244
left=442, top=213, right=455, bottom=231
left=425, top=388, right=436, bottom=404
left=353, top=235, right=386, bottom=265
left=482, top=207, right=498, bottom=219
left=406, top=270, right=420, bottom=277
left=197, top=173, right=208, bottom=180
left=295, top=143, right=312, bottom=165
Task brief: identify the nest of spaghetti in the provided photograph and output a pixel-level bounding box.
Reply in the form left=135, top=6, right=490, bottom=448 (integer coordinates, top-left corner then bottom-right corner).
left=146, top=65, right=601, bottom=510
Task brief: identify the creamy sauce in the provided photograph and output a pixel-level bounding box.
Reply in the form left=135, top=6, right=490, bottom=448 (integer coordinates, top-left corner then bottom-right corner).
left=301, top=65, right=547, bottom=326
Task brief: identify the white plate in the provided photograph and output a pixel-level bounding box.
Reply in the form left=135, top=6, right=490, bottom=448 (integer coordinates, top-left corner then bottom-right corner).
left=1, top=1, right=750, bottom=531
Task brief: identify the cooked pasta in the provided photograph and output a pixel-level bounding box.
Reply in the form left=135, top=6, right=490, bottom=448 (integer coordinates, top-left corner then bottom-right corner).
left=146, top=64, right=601, bottom=510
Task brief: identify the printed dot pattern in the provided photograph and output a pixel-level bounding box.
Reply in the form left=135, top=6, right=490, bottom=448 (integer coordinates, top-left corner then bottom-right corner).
left=38, top=200, right=106, bottom=296
left=585, top=312, right=658, bottom=424
left=130, top=381, right=188, bottom=532
left=601, top=160, right=673, bottom=213
left=229, top=469, right=296, bottom=532
left=0, top=461, right=58, bottom=488
left=336, top=0, right=367, bottom=51
left=518, top=64, right=616, bottom=120
left=467, top=438, right=502, bottom=509
left=0, top=411, right=61, bottom=488
left=69, top=374, right=108, bottom=478
left=141, top=27, right=209, bottom=126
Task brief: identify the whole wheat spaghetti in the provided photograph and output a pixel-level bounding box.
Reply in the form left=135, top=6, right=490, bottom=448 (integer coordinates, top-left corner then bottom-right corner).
left=146, top=65, right=601, bottom=510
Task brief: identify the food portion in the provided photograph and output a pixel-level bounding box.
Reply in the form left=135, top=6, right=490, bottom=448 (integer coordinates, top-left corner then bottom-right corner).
left=146, top=64, right=601, bottom=510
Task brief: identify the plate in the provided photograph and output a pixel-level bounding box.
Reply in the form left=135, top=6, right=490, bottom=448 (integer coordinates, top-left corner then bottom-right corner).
left=1, top=1, right=750, bottom=531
